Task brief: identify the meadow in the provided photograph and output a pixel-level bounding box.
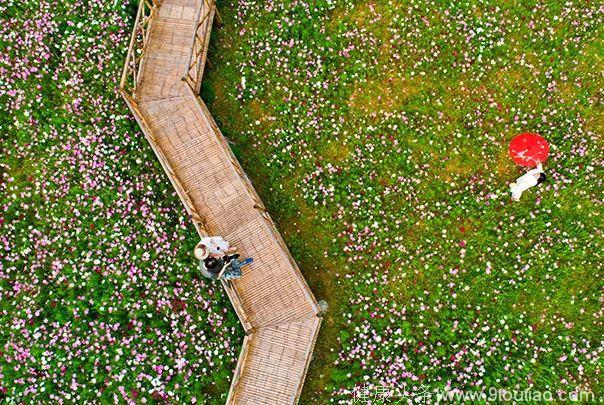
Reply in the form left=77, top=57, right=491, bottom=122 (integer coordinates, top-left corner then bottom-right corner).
left=1, top=0, right=602, bottom=403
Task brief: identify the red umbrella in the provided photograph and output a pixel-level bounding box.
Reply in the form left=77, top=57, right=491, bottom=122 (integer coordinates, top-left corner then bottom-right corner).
left=509, top=133, right=549, bottom=167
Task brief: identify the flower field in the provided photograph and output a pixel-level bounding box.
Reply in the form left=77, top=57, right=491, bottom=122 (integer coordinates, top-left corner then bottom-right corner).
left=1, top=1, right=240, bottom=402
left=1, top=0, right=602, bottom=403
left=203, top=0, right=602, bottom=401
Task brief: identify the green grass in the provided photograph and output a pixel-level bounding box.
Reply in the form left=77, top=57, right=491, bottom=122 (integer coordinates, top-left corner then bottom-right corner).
left=2, top=0, right=602, bottom=402
left=205, top=0, right=603, bottom=401
left=1, top=2, right=241, bottom=402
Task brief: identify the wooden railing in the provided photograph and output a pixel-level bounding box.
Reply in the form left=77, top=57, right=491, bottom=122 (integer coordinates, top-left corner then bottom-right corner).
left=119, top=2, right=321, bottom=401
left=119, top=0, right=211, bottom=238
left=182, top=0, right=219, bottom=93
left=120, top=88, right=252, bottom=331
left=119, top=0, right=161, bottom=100
left=225, top=333, right=253, bottom=404
left=119, top=0, right=251, bottom=332
left=186, top=87, right=321, bottom=319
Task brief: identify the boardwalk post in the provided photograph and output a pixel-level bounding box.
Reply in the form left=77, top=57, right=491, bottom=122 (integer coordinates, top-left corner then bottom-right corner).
left=213, top=0, right=223, bottom=26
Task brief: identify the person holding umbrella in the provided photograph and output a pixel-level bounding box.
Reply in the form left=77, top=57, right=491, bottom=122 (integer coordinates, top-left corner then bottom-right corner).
left=508, top=133, right=549, bottom=202
left=509, top=163, right=546, bottom=201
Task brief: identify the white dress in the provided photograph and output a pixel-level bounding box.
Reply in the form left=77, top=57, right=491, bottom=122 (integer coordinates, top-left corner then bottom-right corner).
left=510, top=164, right=543, bottom=201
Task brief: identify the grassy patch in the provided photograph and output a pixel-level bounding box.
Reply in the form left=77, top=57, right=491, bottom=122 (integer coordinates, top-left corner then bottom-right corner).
left=205, top=0, right=603, bottom=401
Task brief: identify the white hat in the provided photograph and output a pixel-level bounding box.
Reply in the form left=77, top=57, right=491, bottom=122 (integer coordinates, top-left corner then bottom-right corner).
left=194, top=242, right=210, bottom=260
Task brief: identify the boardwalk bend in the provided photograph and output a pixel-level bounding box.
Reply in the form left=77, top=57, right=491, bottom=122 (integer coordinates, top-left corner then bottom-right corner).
left=119, top=0, right=322, bottom=403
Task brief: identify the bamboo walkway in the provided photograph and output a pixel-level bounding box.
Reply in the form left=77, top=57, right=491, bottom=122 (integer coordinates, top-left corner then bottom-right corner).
left=119, top=0, right=322, bottom=403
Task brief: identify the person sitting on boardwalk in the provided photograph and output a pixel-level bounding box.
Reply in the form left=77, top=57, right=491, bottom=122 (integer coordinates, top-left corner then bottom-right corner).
left=195, top=236, right=232, bottom=258
left=218, top=254, right=254, bottom=280
left=194, top=242, right=223, bottom=280
left=200, top=256, right=225, bottom=280
left=194, top=238, right=252, bottom=280
left=509, top=163, right=546, bottom=202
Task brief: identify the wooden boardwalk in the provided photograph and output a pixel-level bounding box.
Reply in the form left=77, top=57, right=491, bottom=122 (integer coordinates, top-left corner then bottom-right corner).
left=119, top=0, right=321, bottom=403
